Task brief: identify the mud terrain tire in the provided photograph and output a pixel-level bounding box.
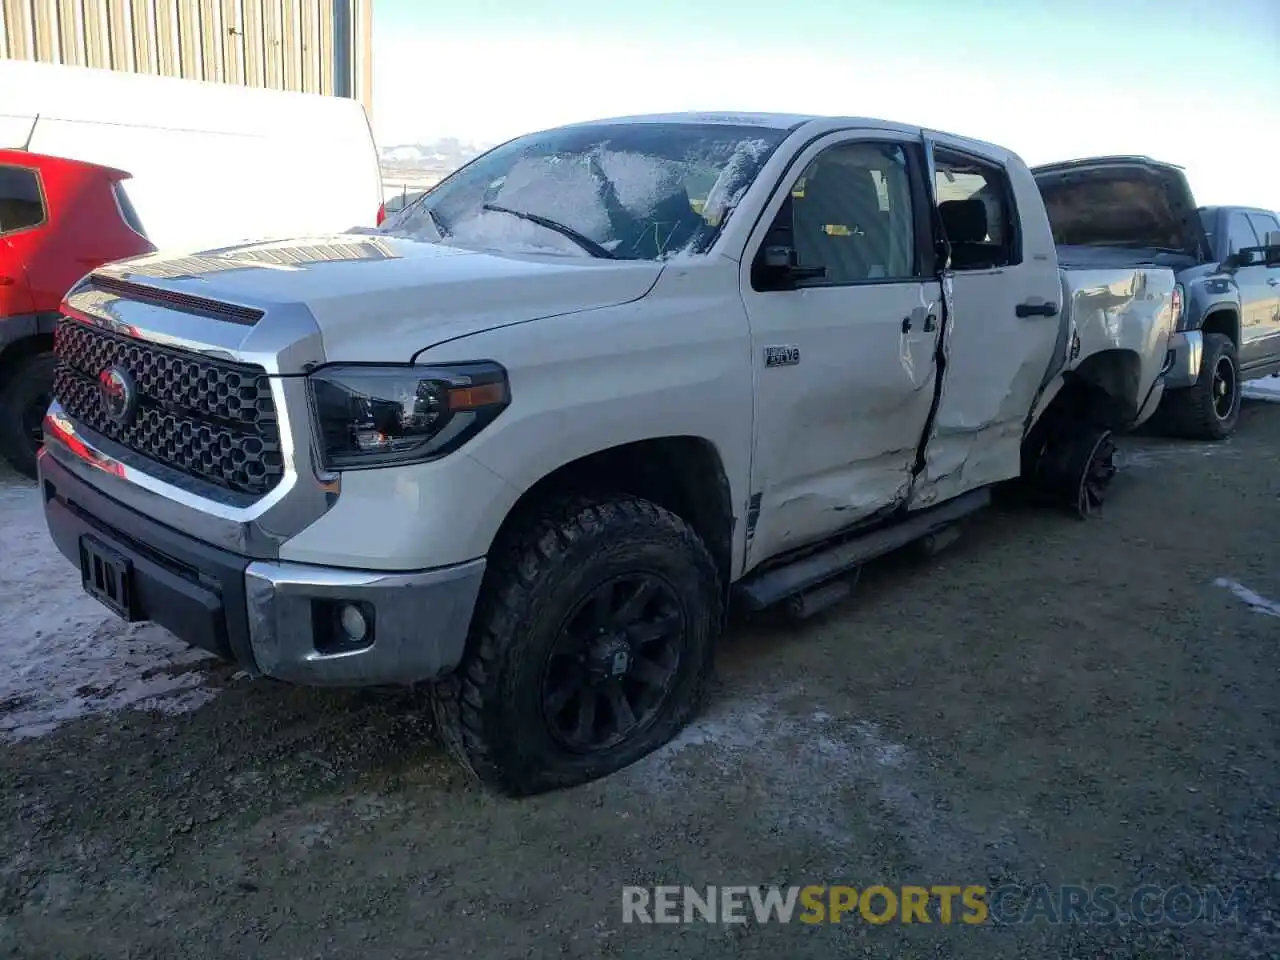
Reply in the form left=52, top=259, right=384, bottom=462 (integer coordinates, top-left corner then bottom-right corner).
left=1160, top=333, right=1240, bottom=441
left=431, top=494, right=722, bottom=797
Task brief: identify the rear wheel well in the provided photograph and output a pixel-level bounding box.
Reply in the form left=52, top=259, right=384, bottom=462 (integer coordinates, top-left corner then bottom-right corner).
left=1201, top=309, right=1238, bottom=347
left=489, top=437, right=735, bottom=594
left=1059, top=349, right=1143, bottom=430
left=1024, top=349, right=1141, bottom=474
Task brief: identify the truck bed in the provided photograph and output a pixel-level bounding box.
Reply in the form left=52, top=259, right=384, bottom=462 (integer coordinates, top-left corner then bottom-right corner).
left=1054, top=243, right=1199, bottom=271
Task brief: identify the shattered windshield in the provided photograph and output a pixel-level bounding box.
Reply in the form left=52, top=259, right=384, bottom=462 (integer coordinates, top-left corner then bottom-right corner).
left=380, top=122, right=787, bottom=261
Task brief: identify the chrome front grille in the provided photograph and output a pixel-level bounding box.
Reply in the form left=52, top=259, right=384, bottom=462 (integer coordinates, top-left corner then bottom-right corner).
left=52, top=316, right=285, bottom=496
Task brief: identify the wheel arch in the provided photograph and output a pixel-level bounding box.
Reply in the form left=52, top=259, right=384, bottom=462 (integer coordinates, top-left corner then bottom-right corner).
left=484, top=435, right=736, bottom=599
left=0, top=329, right=54, bottom=381
left=1200, top=307, right=1240, bottom=347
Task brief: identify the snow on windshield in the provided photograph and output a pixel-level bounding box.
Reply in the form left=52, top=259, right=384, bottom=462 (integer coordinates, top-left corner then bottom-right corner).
left=596, top=148, right=684, bottom=219
left=446, top=210, right=587, bottom=257
left=489, top=155, right=612, bottom=238
left=700, top=138, right=773, bottom=230
left=381, top=128, right=782, bottom=261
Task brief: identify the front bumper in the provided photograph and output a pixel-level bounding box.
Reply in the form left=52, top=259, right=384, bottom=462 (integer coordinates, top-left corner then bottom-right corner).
left=38, top=450, right=485, bottom=686
left=1162, top=330, right=1203, bottom=390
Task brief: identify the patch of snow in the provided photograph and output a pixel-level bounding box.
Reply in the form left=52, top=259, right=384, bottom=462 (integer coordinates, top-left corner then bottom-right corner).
left=0, top=474, right=218, bottom=741
left=627, top=685, right=981, bottom=864
left=698, top=137, right=773, bottom=233
left=595, top=149, right=681, bottom=218
left=1243, top=375, right=1280, bottom=402
left=1118, top=442, right=1237, bottom=468
left=495, top=155, right=613, bottom=240
left=289, top=821, right=335, bottom=851
left=444, top=209, right=586, bottom=257
left=1214, top=578, right=1280, bottom=618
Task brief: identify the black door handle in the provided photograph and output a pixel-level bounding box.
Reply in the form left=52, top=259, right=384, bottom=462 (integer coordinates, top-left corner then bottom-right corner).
left=903, top=313, right=938, bottom=333
left=1016, top=301, right=1059, bottom=318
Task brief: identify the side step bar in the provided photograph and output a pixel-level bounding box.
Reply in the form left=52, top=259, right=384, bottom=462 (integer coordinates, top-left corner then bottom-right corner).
left=733, top=488, right=990, bottom=611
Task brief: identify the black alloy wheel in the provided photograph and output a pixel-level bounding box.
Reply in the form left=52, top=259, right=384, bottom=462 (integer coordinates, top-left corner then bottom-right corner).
left=541, top=573, right=685, bottom=753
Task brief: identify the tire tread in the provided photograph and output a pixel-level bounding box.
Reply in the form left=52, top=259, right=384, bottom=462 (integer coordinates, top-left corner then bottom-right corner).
left=431, top=492, right=721, bottom=796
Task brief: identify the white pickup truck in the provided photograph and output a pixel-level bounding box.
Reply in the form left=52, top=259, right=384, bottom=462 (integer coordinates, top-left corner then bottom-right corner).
left=39, top=113, right=1180, bottom=795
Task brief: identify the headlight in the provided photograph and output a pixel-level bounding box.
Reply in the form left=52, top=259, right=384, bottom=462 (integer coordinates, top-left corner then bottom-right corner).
left=1171, top=283, right=1185, bottom=330
left=307, top=362, right=509, bottom=470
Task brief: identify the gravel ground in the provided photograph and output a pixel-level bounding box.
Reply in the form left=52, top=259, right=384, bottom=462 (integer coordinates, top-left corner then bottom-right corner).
left=2, top=400, right=1279, bottom=959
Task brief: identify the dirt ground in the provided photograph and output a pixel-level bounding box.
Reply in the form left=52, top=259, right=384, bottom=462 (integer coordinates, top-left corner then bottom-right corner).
left=2, top=399, right=1279, bottom=960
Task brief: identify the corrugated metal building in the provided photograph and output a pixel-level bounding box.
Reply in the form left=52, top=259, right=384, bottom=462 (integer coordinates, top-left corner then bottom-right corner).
left=0, top=0, right=373, bottom=117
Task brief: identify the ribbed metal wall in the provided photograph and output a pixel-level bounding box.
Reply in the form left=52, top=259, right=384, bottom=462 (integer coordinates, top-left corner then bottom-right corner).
left=0, top=0, right=372, bottom=116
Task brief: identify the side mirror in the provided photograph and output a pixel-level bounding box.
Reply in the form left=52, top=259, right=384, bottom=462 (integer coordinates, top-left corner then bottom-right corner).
left=752, top=193, right=826, bottom=290
left=754, top=244, right=826, bottom=290
left=1226, top=247, right=1260, bottom=269
left=1231, top=245, right=1280, bottom=268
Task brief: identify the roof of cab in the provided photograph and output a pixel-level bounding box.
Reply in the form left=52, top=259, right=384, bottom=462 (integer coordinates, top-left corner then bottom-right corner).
left=554, top=111, right=1013, bottom=159
left=562, top=111, right=821, bottom=129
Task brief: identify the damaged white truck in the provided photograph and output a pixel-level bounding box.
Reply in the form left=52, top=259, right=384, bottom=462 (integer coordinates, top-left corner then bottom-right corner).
left=39, top=113, right=1180, bottom=795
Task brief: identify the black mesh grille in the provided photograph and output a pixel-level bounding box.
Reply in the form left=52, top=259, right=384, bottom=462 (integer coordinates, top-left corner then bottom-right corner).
left=52, top=317, right=284, bottom=496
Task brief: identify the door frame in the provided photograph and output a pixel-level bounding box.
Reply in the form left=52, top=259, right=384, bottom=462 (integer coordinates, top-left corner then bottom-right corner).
left=735, top=127, right=950, bottom=568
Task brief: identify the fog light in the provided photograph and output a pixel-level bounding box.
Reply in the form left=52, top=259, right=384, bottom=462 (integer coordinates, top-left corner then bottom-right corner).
left=339, top=603, right=368, bottom=643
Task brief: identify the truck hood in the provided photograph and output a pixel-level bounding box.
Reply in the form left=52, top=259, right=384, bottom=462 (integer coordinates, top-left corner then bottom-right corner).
left=93, top=233, right=664, bottom=361
left=1031, top=157, right=1208, bottom=263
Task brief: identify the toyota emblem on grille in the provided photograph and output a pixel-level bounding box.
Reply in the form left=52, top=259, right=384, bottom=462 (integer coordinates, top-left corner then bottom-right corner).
left=97, top=365, right=138, bottom=426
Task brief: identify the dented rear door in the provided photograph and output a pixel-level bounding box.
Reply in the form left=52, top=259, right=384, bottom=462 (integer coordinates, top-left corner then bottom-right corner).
left=910, top=139, right=1064, bottom=508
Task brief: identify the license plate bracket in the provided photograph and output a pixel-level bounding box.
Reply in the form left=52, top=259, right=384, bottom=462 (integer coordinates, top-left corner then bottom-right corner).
left=79, top=535, right=135, bottom=620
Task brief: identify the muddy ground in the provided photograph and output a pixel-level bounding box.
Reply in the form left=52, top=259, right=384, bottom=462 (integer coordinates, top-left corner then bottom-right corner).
left=2, top=401, right=1279, bottom=959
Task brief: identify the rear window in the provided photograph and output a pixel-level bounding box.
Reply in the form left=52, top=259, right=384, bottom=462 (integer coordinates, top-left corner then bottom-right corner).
left=1038, top=176, right=1185, bottom=249
left=112, top=181, right=148, bottom=238
left=0, top=165, right=45, bottom=234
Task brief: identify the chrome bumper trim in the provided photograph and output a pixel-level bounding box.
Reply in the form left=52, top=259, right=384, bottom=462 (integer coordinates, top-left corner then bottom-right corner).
left=244, top=558, right=486, bottom=685
left=48, top=285, right=338, bottom=558
left=1163, top=330, right=1203, bottom=391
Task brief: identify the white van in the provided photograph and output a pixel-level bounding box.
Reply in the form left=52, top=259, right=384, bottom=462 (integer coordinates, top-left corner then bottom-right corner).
left=0, top=60, right=384, bottom=252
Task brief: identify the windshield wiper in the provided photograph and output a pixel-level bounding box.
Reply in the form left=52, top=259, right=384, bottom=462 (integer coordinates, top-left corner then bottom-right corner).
left=481, top=203, right=617, bottom=259
left=427, top=207, right=450, bottom=238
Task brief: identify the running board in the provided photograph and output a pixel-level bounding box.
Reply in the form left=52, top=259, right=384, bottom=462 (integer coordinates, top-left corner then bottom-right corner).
left=733, top=488, right=991, bottom=611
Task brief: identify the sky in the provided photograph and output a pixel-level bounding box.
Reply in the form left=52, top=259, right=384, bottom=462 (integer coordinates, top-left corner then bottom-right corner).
left=372, top=0, right=1280, bottom=210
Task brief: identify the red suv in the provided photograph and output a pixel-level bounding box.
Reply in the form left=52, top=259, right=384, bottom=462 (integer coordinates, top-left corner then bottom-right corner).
left=0, top=150, right=156, bottom=477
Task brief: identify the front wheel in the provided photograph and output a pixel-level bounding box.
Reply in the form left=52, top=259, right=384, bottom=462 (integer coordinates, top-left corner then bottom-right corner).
left=0, top=351, right=56, bottom=479
left=432, top=494, right=722, bottom=796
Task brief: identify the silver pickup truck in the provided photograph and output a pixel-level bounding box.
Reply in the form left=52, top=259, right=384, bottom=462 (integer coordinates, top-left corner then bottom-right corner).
left=39, top=115, right=1182, bottom=794
left=1034, top=157, right=1280, bottom=439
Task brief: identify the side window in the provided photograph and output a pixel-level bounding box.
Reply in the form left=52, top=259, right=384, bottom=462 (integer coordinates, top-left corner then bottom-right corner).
left=112, top=182, right=148, bottom=238
left=789, top=141, right=917, bottom=284
left=1226, top=213, right=1259, bottom=255
left=932, top=150, right=1017, bottom=270
left=0, top=165, right=45, bottom=235
left=1198, top=209, right=1215, bottom=251
left=1246, top=212, right=1279, bottom=247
